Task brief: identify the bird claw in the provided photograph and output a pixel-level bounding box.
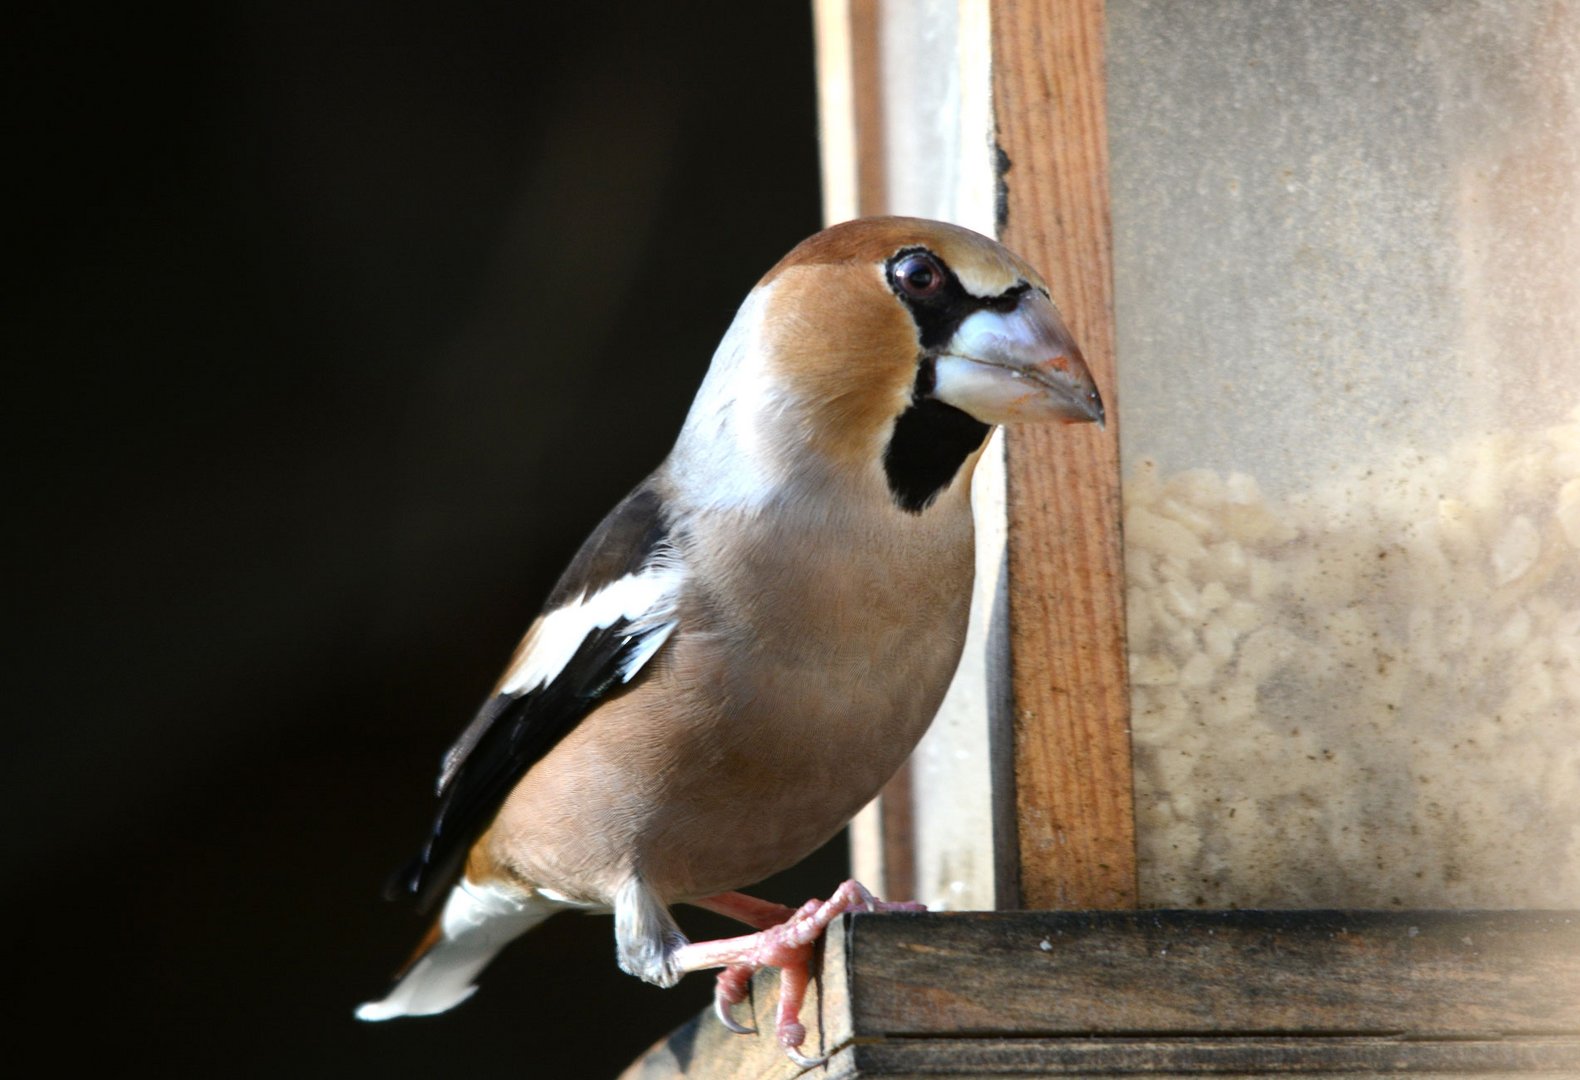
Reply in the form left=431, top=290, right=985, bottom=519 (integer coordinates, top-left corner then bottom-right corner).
left=677, top=880, right=925, bottom=1066
left=783, top=1043, right=829, bottom=1069
left=713, top=964, right=757, bottom=1035
left=715, top=999, right=757, bottom=1035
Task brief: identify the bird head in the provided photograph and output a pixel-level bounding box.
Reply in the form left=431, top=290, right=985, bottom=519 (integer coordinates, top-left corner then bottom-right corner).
left=672, top=217, right=1104, bottom=513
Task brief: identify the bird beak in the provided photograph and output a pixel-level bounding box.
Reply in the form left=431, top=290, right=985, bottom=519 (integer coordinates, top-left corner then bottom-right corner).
left=930, top=290, right=1105, bottom=427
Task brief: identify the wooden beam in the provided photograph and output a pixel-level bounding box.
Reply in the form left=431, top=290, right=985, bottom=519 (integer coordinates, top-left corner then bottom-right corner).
left=813, top=0, right=885, bottom=226
left=828, top=1037, right=1580, bottom=1077
left=992, top=0, right=1136, bottom=910
left=624, top=910, right=1580, bottom=1078
left=844, top=910, right=1580, bottom=1037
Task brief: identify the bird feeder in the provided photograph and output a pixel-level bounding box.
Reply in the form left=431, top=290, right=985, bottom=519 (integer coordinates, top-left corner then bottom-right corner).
left=628, top=1, right=1580, bottom=1074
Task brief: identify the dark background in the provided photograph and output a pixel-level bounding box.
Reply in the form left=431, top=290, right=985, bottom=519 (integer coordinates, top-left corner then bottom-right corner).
left=12, top=3, right=836, bottom=1075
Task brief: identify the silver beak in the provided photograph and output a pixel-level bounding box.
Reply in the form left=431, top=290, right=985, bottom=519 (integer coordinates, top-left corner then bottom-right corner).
left=930, top=290, right=1104, bottom=427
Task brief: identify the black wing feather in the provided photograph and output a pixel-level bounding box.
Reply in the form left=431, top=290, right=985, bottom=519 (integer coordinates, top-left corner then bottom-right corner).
left=386, top=478, right=674, bottom=911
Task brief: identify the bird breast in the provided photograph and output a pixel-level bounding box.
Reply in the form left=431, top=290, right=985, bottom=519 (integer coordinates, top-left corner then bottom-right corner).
left=481, top=476, right=980, bottom=904
left=650, top=487, right=980, bottom=897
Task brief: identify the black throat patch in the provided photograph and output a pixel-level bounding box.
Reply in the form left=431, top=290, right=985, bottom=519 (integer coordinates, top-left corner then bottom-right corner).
left=879, top=246, right=1023, bottom=513
left=883, top=391, right=991, bottom=514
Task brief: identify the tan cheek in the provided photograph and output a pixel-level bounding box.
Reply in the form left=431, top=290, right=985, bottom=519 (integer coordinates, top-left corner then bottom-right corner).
left=758, top=267, right=919, bottom=460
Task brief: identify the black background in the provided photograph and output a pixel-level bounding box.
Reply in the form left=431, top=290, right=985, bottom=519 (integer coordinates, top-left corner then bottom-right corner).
left=13, top=3, right=839, bottom=1075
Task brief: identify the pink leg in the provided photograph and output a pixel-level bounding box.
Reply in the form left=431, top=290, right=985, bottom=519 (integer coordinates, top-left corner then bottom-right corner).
left=692, top=891, right=796, bottom=930
left=690, top=892, right=800, bottom=1033
left=676, top=880, right=926, bottom=1065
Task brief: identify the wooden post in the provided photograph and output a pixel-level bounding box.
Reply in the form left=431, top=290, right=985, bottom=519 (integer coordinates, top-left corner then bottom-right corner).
left=817, top=0, right=1135, bottom=915
left=993, top=0, right=1136, bottom=910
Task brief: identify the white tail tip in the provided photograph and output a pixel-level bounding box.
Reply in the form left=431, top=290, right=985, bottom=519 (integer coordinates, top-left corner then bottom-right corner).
left=356, top=880, right=557, bottom=1021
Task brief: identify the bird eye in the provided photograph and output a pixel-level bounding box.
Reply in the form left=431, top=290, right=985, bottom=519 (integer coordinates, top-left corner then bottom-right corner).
left=894, top=253, right=945, bottom=299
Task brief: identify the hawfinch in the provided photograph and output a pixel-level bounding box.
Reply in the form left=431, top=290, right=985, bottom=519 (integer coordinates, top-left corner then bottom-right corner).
left=357, top=217, right=1103, bottom=1063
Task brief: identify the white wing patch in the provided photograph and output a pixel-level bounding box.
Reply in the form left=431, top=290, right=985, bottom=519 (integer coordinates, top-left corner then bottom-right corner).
left=496, top=562, right=683, bottom=697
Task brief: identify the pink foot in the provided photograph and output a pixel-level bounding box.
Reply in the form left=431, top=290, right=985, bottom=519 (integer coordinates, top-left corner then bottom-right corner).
left=680, top=880, right=926, bottom=1065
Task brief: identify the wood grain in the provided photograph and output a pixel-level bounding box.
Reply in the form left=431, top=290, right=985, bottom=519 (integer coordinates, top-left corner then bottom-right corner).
left=625, top=910, right=1580, bottom=1077
left=992, top=0, right=1136, bottom=910
left=843, top=1037, right=1580, bottom=1077
left=846, top=910, right=1580, bottom=1037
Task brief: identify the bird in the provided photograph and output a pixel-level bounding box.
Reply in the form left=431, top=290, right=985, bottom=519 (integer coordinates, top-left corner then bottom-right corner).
left=356, top=216, right=1104, bottom=1064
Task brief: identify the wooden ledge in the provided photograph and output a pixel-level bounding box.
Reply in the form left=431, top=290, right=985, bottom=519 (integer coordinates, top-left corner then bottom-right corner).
left=622, top=910, right=1580, bottom=1078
